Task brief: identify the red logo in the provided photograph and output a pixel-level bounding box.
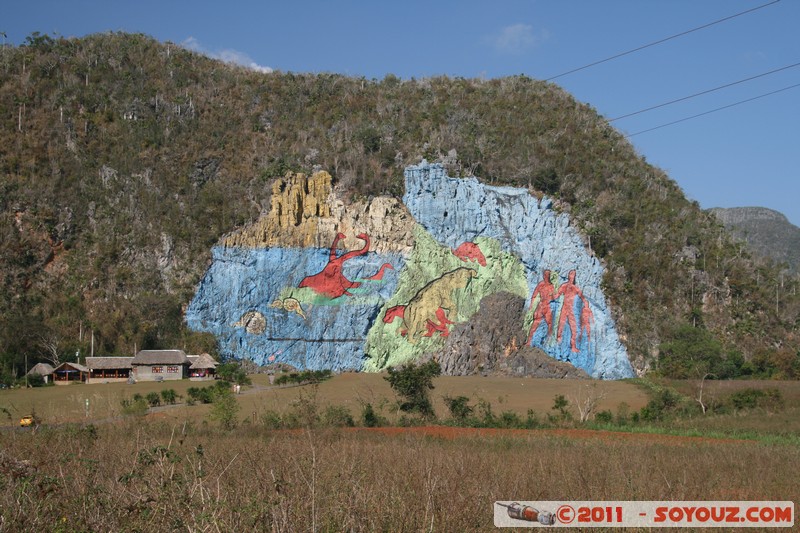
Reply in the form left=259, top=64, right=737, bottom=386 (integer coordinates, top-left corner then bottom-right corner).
left=557, top=505, right=575, bottom=524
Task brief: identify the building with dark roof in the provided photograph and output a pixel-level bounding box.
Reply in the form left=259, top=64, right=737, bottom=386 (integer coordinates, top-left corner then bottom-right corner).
left=131, top=350, right=189, bottom=381
left=85, top=357, right=133, bottom=383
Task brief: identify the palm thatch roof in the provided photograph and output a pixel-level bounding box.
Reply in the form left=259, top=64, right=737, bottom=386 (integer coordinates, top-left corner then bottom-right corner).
left=26, top=362, right=54, bottom=376
left=85, top=357, right=133, bottom=370
left=131, top=350, right=188, bottom=365
left=187, top=353, right=218, bottom=370
left=53, top=362, right=89, bottom=373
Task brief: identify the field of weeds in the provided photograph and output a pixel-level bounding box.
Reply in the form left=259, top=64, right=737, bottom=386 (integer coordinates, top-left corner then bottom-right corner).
left=1, top=420, right=798, bottom=532
left=0, top=373, right=650, bottom=427
left=2, top=374, right=799, bottom=530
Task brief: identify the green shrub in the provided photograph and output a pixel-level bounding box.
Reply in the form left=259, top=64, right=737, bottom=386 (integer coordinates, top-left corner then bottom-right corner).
left=729, top=388, right=784, bottom=412
left=274, top=369, right=333, bottom=386
left=321, top=405, right=354, bottom=427
left=443, top=395, right=473, bottom=424
left=595, top=410, right=614, bottom=424
left=145, top=392, right=161, bottom=407
left=640, top=388, right=684, bottom=422
left=260, top=410, right=283, bottom=429
left=187, top=386, right=214, bottom=404
left=361, top=403, right=385, bottom=427
left=120, top=395, right=148, bottom=416
left=209, top=386, right=239, bottom=430
left=160, top=389, right=178, bottom=405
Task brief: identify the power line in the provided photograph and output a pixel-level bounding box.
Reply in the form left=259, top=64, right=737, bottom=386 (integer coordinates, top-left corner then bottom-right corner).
left=610, top=61, right=800, bottom=121
left=545, top=0, right=781, bottom=82
left=625, top=82, right=800, bottom=137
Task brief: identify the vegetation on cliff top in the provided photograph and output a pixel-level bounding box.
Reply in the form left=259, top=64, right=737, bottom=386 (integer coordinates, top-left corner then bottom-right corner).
left=1, top=32, right=798, bottom=380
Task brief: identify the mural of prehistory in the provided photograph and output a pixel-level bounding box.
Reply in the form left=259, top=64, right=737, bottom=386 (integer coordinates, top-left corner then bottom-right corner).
left=186, top=163, right=634, bottom=379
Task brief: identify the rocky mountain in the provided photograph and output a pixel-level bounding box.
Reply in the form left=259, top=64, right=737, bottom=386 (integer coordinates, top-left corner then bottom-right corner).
left=709, top=207, right=800, bottom=273
left=1, top=32, right=798, bottom=381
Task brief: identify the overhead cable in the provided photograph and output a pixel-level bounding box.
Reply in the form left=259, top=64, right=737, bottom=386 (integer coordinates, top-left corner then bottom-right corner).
left=545, top=0, right=781, bottom=81
left=625, top=82, right=800, bottom=137
left=610, top=61, right=800, bottom=121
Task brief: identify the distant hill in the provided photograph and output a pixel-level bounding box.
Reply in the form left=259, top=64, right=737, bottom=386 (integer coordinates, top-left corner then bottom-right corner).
left=709, top=207, right=800, bottom=272
left=1, top=32, right=798, bottom=380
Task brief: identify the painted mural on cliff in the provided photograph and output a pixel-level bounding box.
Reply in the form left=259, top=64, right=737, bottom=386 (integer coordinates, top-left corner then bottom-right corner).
left=186, top=164, right=634, bottom=378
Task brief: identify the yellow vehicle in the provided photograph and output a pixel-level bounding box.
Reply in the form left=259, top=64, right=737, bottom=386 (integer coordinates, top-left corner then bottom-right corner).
left=19, top=415, right=37, bottom=427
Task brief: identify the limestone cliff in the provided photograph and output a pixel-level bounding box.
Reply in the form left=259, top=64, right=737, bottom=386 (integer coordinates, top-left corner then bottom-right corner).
left=186, top=163, right=634, bottom=378
left=222, top=170, right=414, bottom=253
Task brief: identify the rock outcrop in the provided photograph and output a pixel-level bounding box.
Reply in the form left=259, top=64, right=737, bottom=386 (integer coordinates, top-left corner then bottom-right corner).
left=223, top=171, right=415, bottom=253
left=709, top=206, right=800, bottom=272
left=436, top=292, right=589, bottom=378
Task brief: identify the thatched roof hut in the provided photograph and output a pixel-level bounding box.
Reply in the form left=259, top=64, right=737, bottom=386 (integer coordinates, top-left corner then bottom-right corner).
left=131, top=350, right=188, bottom=365
left=26, top=362, right=54, bottom=377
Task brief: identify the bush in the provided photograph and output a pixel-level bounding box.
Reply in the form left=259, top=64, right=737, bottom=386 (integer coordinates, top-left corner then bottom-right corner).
left=260, top=410, right=283, bottom=429
left=729, top=388, right=784, bottom=412
left=209, top=386, right=239, bottom=430
left=145, top=392, right=161, bottom=407
left=321, top=405, right=354, bottom=427
left=361, top=403, right=385, bottom=427
left=120, top=395, right=148, bottom=416
left=639, top=388, right=684, bottom=422
left=274, top=369, right=333, bottom=386
left=216, top=361, right=252, bottom=386
left=550, top=394, right=572, bottom=422
left=595, top=410, right=614, bottom=424
left=160, top=389, right=178, bottom=405
left=187, top=386, right=215, bottom=404
left=443, top=395, right=473, bottom=424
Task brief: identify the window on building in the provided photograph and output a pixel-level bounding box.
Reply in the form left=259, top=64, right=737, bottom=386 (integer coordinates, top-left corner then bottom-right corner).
left=152, top=366, right=163, bottom=373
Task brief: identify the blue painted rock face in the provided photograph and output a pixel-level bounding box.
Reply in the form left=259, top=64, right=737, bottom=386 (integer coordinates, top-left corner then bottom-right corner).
left=186, top=164, right=634, bottom=379
left=185, top=245, right=404, bottom=371
left=403, top=163, right=633, bottom=379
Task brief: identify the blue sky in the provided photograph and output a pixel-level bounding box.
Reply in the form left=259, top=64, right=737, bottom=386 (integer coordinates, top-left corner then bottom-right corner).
left=5, top=0, right=799, bottom=225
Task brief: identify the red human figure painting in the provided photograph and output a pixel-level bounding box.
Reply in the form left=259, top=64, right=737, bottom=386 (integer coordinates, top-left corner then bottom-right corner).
left=526, top=269, right=556, bottom=345
left=298, top=233, right=370, bottom=298
left=555, top=270, right=585, bottom=353
left=452, top=242, right=487, bottom=267
left=578, top=301, right=594, bottom=345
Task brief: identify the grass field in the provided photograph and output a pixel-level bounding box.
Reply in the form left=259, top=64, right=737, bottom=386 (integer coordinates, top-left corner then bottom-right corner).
left=0, top=373, right=651, bottom=428
left=1, top=374, right=799, bottom=531
left=2, top=420, right=798, bottom=531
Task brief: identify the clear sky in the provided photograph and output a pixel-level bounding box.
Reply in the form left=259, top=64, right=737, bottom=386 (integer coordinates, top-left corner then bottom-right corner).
left=5, top=0, right=799, bottom=224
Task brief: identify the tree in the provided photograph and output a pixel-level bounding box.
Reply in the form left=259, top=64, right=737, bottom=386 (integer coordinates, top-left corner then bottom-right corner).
left=384, top=360, right=441, bottom=418
left=36, top=331, right=63, bottom=366
left=216, top=361, right=252, bottom=386
left=210, top=386, right=240, bottom=430
left=571, top=383, right=607, bottom=423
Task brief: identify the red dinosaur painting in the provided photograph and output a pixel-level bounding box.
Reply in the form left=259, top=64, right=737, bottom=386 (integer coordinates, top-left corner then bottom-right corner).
left=452, top=242, right=487, bottom=267
left=365, top=262, right=394, bottom=281
left=298, top=232, right=370, bottom=298
left=298, top=233, right=394, bottom=299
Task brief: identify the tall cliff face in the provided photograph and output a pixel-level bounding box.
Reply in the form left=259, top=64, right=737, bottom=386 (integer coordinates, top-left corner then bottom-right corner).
left=186, top=163, right=634, bottom=378
left=394, top=163, right=632, bottom=379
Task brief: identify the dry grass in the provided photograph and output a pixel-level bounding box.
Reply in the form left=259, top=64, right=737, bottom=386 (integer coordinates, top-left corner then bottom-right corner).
left=1, top=421, right=798, bottom=532
left=0, top=374, right=650, bottom=428
left=2, top=376, right=798, bottom=530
